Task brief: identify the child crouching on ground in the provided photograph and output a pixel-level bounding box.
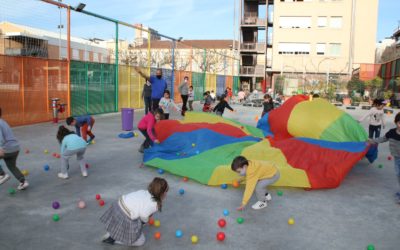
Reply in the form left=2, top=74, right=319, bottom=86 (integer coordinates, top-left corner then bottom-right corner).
left=369, top=112, right=400, bottom=203
left=213, top=94, right=234, bottom=116
left=137, top=108, right=164, bottom=153
left=100, top=177, right=169, bottom=246
left=231, top=156, right=280, bottom=210
left=202, top=91, right=213, bottom=112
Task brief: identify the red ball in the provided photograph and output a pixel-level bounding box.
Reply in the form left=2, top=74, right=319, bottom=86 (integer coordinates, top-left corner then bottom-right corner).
left=217, top=219, right=226, bottom=228
left=216, top=232, right=225, bottom=241
left=53, top=153, right=57, bottom=157
left=154, top=232, right=161, bottom=240
left=148, top=217, right=155, bottom=225
left=99, top=199, right=105, bottom=206
left=25, top=149, right=30, bottom=154
left=85, top=163, right=90, bottom=169
left=183, top=177, right=188, bottom=182
left=388, top=156, right=393, bottom=161
left=95, top=194, right=101, bottom=200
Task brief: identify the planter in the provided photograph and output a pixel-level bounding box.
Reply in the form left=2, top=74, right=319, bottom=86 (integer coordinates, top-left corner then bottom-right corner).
left=343, top=98, right=351, bottom=105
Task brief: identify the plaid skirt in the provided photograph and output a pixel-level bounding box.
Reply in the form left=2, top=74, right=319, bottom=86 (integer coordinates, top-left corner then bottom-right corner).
left=100, top=201, right=143, bottom=245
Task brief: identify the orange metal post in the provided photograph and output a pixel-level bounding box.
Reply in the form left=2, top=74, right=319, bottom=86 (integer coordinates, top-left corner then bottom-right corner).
left=46, top=60, right=49, bottom=113
left=67, top=6, right=71, bottom=116
left=21, top=57, right=25, bottom=124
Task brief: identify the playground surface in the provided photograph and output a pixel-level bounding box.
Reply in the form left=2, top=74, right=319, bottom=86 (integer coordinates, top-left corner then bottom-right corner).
left=0, top=102, right=399, bottom=250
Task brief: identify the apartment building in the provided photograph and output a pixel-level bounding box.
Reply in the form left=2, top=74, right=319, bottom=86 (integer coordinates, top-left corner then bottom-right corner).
left=239, top=0, right=379, bottom=92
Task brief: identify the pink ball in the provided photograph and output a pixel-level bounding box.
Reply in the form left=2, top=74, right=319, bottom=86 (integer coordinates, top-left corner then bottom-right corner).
left=78, top=200, right=86, bottom=209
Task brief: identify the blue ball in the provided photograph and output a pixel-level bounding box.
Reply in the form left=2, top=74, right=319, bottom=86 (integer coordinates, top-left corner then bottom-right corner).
left=158, top=169, right=164, bottom=174
left=195, top=150, right=200, bottom=155
left=179, top=189, right=185, bottom=195
left=223, top=209, right=229, bottom=216
left=175, top=230, right=183, bottom=238
left=44, top=165, right=50, bottom=171
left=221, top=184, right=228, bottom=189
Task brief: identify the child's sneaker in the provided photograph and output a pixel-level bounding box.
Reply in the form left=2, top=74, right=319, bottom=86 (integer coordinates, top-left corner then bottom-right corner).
left=82, top=171, right=88, bottom=177
left=58, top=173, right=69, bottom=179
left=17, top=181, right=29, bottom=190
left=265, top=193, right=272, bottom=201
left=251, top=201, right=267, bottom=210
left=0, top=174, right=10, bottom=185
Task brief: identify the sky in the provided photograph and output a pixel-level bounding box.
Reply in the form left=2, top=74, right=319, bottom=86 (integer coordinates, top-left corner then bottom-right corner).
left=0, top=0, right=399, bottom=42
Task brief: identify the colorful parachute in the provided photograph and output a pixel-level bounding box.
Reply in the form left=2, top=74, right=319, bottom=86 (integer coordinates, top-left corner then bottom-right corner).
left=144, top=95, right=372, bottom=189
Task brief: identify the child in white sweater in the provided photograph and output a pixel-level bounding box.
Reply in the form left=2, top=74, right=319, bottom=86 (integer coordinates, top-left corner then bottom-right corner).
left=359, top=98, right=385, bottom=139
left=100, top=178, right=169, bottom=246
left=159, top=90, right=181, bottom=120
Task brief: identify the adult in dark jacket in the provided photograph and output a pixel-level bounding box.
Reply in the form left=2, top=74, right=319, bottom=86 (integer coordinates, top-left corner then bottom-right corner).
left=135, top=68, right=167, bottom=110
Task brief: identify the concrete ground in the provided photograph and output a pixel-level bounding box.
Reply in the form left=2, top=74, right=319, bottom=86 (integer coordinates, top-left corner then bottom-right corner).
left=0, top=101, right=399, bottom=250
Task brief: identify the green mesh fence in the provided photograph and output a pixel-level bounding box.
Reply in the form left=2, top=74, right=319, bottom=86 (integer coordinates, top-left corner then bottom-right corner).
left=70, top=61, right=116, bottom=116
left=192, top=72, right=205, bottom=101
left=233, top=76, right=240, bottom=95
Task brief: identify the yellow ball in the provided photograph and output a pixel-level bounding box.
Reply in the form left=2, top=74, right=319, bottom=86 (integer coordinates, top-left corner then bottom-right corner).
left=154, top=220, right=160, bottom=227
left=192, top=143, right=196, bottom=147
left=21, top=170, right=29, bottom=176
left=288, top=218, right=295, bottom=225
left=44, top=149, right=49, bottom=154
left=191, top=235, right=199, bottom=244
left=91, top=140, right=96, bottom=144
left=134, top=133, right=138, bottom=137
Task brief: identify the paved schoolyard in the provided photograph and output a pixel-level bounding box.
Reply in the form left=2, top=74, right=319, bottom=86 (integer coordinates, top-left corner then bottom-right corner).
left=0, top=102, right=399, bottom=250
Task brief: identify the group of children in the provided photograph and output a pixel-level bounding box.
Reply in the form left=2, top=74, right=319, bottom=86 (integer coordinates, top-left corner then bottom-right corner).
left=202, top=91, right=235, bottom=115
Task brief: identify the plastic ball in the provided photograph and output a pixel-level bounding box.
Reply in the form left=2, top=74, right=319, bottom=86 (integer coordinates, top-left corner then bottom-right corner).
left=91, top=140, right=96, bottom=144
left=237, top=217, right=244, bottom=224
left=52, top=153, right=57, bottom=157
left=52, top=201, right=60, bottom=209
left=388, top=156, right=392, bottom=160
left=78, top=200, right=86, bottom=209
left=179, top=188, right=185, bottom=195
left=223, top=209, right=229, bottom=216
left=154, top=220, right=160, bottom=227
left=158, top=169, right=165, bottom=174
left=154, top=232, right=161, bottom=240
left=366, top=244, right=375, bottom=250
left=95, top=194, right=101, bottom=200
left=378, top=164, right=383, bottom=169
left=221, top=184, right=228, bottom=189
left=192, top=143, right=196, bottom=147
left=25, top=149, right=30, bottom=154
left=55, top=154, right=61, bottom=159
left=134, top=132, right=138, bottom=137
left=175, top=230, right=183, bottom=238
left=183, top=177, right=188, bottom=182
left=288, top=218, right=295, bottom=225
left=216, top=232, right=225, bottom=241
left=99, top=199, right=105, bottom=206
left=44, top=165, right=50, bottom=171
left=8, top=188, right=16, bottom=195
left=85, top=163, right=90, bottom=169
left=53, top=214, right=60, bottom=222
left=218, top=219, right=226, bottom=228
left=21, top=170, right=29, bottom=176
left=232, top=180, right=240, bottom=188
left=277, top=190, right=283, bottom=196
left=148, top=217, right=155, bottom=225
left=191, top=235, right=199, bottom=244
left=44, top=149, right=49, bottom=154
left=195, top=150, right=200, bottom=155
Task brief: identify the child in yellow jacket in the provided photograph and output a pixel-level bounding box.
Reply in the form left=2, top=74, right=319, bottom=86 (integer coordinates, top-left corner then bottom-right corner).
left=231, top=156, right=280, bottom=210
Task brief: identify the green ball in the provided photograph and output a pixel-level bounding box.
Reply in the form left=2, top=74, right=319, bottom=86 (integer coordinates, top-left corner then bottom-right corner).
left=366, top=244, right=375, bottom=250
left=277, top=190, right=283, bottom=196
left=8, top=188, right=16, bottom=195
left=53, top=214, right=60, bottom=222
left=378, top=164, right=383, bottom=168
left=237, top=217, right=244, bottom=224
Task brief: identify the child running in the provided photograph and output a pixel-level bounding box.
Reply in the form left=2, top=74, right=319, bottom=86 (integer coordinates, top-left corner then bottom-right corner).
left=159, top=90, right=181, bottom=120
left=261, top=94, right=274, bottom=117
left=369, top=112, right=400, bottom=203
left=100, top=177, right=169, bottom=247
left=213, top=94, right=234, bottom=116
left=0, top=108, right=29, bottom=190
left=202, top=91, right=213, bottom=112
left=137, top=108, right=164, bottom=153
left=66, top=115, right=96, bottom=144
left=359, top=98, right=385, bottom=139
left=188, top=86, right=194, bottom=111
left=231, top=156, right=280, bottom=210
left=56, top=125, right=88, bottom=179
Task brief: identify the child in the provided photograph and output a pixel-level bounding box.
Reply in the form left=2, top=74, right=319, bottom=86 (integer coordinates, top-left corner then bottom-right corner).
left=159, top=90, right=181, bottom=120
left=262, top=94, right=274, bottom=117
left=66, top=115, right=96, bottom=143
left=231, top=156, right=280, bottom=210
left=188, top=86, right=194, bottom=111
left=202, top=91, right=213, bottom=112
left=142, top=80, right=152, bottom=115
left=210, top=90, right=216, bottom=102
left=56, top=125, right=88, bottom=179
left=213, top=94, right=234, bottom=116
left=137, top=108, right=164, bottom=153
left=100, top=177, right=169, bottom=246
left=0, top=108, right=29, bottom=190
left=370, top=112, right=400, bottom=203
left=359, top=98, right=385, bottom=139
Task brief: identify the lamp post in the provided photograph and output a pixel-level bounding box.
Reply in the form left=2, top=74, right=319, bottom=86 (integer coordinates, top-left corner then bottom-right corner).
left=58, top=0, right=63, bottom=59
left=317, top=57, right=336, bottom=93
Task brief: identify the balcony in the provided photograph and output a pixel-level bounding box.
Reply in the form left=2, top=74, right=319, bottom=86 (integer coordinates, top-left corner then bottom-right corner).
left=242, top=13, right=266, bottom=26
left=240, top=65, right=265, bottom=76
left=240, top=42, right=266, bottom=53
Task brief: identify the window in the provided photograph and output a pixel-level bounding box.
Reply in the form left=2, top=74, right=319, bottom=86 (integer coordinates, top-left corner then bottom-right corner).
left=329, top=43, right=341, bottom=56
left=84, top=51, right=89, bottom=61
left=72, top=49, right=79, bottom=60
left=279, top=16, right=311, bottom=28
left=316, top=43, right=326, bottom=55
left=278, top=42, right=311, bottom=55
left=317, top=16, right=327, bottom=27
left=330, top=16, right=342, bottom=28
left=60, top=47, right=67, bottom=59
left=93, top=52, right=98, bottom=62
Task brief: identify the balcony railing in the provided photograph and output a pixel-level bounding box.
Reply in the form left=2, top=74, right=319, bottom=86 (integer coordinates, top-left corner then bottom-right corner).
left=242, top=17, right=266, bottom=26
left=240, top=65, right=265, bottom=76
left=240, top=43, right=266, bottom=53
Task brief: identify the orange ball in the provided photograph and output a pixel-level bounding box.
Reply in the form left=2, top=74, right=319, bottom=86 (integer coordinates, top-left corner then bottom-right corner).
left=148, top=217, right=155, bottom=225
left=232, top=180, right=240, bottom=188
left=183, top=177, right=188, bottom=182
left=154, top=232, right=161, bottom=240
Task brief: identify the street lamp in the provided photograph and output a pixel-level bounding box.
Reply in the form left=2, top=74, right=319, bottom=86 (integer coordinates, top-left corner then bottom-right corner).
left=75, top=3, right=86, bottom=12
left=317, top=57, right=336, bottom=93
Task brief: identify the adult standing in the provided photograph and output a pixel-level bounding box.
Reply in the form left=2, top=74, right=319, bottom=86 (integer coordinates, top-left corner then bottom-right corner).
left=178, top=76, right=189, bottom=116
left=142, top=80, right=152, bottom=114
left=135, top=68, right=167, bottom=110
